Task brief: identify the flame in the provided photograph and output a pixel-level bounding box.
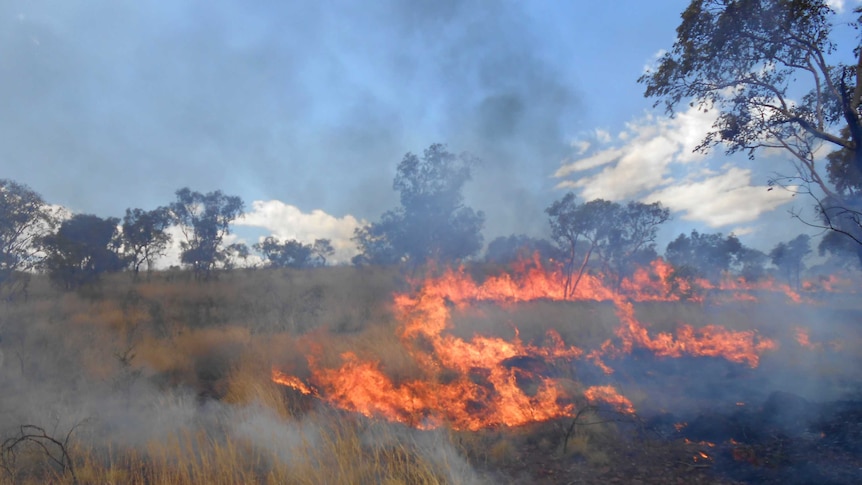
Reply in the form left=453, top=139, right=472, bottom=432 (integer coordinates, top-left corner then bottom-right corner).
left=584, top=385, right=635, bottom=414
left=271, top=368, right=317, bottom=396
left=268, top=257, right=848, bottom=430
left=794, top=326, right=822, bottom=350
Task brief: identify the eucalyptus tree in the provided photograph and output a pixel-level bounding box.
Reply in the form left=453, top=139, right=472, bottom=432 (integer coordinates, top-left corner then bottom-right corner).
left=169, top=188, right=245, bottom=279
left=353, top=144, right=485, bottom=266
left=641, top=0, right=862, bottom=259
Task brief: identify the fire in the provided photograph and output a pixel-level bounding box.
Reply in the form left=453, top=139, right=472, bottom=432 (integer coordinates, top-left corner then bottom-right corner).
left=269, top=257, right=838, bottom=430
left=271, top=368, right=317, bottom=396
left=611, top=298, right=777, bottom=367
left=795, top=326, right=820, bottom=350
left=584, top=385, right=635, bottom=414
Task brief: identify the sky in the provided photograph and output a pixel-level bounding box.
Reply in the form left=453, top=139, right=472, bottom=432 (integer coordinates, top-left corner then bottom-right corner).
left=1, top=0, right=859, bottom=263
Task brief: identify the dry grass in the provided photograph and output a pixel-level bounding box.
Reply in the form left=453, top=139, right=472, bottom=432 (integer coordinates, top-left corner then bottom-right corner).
left=0, top=266, right=485, bottom=485
left=2, top=415, right=461, bottom=484
left=3, top=264, right=852, bottom=484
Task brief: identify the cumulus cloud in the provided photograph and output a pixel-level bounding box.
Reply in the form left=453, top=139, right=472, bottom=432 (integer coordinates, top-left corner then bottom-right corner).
left=826, top=0, right=846, bottom=13
left=236, top=200, right=364, bottom=264
left=554, top=106, right=796, bottom=230
left=555, top=108, right=713, bottom=200
left=645, top=167, right=796, bottom=227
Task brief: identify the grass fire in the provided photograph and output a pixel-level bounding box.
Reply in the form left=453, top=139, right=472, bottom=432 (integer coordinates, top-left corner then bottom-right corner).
left=4, top=1, right=862, bottom=483
left=2, top=253, right=860, bottom=484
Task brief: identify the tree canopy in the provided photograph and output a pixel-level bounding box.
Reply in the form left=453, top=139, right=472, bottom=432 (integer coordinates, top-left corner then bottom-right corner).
left=41, top=214, right=124, bottom=289
left=168, top=188, right=245, bottom=279
left=770, top=233, right=812, bottom=288
left=665, top=230, right=744, bottom=280
left=121, top=207, right=172, bottom=277
left=353, top=144, right=485, bottom=266
left=0, top=179, right=57, bottom=288
left=255, top=236, right=333, bottom=268
left=546, top=194, right=671, bottom=294
left=640, top=0, right=862, bottom=254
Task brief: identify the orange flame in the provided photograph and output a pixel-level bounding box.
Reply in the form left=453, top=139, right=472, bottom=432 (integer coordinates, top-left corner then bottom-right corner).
left=271, top=368, right=317, bottom=396
left=584, top=385, right=635, bottom=414
left=270, top=257, right=813, bottom=429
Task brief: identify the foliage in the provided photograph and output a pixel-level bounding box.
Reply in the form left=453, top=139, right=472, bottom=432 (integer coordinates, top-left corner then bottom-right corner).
left=254, top=237, right=333, bottom=268
left=312, top=238, right=335, bottom=266
left=546, top=195, right=618, bottom=296
left=546, top=194, right=670, bottom=293
left=770, top=234, right=812, bottom=288
left=665, top=230, right=744, bottom=281
left=640, top=0, right=862, bottom=251
left=736, top=246, right=770, bottom=281
left=168, top=188, right=245, bottom=279
left=0, top=180, right=57, bottom=292
left=121, top=207, right=172, bottom=277
left=353, top=144, right=485, bottom=266
left=40, top=214, right=125, bottom=289
left=597, top=200, right=671, bottom=283
left=818, top=228, right=861, bottom=263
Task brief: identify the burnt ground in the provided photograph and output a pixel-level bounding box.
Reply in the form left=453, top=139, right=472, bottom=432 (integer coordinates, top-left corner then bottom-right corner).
left=482, top=350, right=862, bottom=485
left=472, top=298, right=862, bottom=484
left=499, top=392, right=862, bottom=484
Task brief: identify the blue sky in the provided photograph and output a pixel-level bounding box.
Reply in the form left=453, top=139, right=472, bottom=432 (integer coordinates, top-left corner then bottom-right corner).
left=1, top=0, right=858, bottom=262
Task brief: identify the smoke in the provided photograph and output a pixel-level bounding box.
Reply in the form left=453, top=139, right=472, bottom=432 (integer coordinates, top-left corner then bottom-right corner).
left=0, top=0, right=580, bottom=243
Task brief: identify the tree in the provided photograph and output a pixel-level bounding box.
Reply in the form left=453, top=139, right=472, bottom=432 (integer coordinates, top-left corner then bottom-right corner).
left=256, top=237, right=335, bottom=268
left=546, top=195, right=671, bottom=294
left=598, top=201, right=671, bottom=287
left=256, top=237, right=311, bottom=268
left=640, top=0, right=862, bottom=257
left=168, top=188, right=244, bottom=279
left=0, top=179, right=57, bottom=296
left=546, top=195, right=618, bottom=296
left=41, top=214, right=124, bottom=289
left=736, top=246, right=770, bottom=281
left=770, top=234, right=812, bottom=289
left=312, top=238, right=335, bottom=266
left=353, top=144, right=485, bottom=265
left=121, top=207, right=172, bottom=278
left=818, top=228, right=860, bottom=266
left=665, top=230, right=744, bottom=281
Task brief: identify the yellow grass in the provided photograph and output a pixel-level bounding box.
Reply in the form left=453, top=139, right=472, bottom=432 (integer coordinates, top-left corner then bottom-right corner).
left=0, top=267, right=482, bottom=484
left=3, top=264, right=854, bottom=483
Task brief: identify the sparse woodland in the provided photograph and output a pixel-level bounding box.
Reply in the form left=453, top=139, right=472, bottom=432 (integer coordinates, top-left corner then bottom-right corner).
left=3, top=1, right=862, bottom=483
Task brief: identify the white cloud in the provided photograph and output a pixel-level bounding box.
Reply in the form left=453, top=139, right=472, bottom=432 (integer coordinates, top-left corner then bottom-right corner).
left=235, top=200, right=364, bottom=264
left=644, top=167, right=796, bottom=227
left=555, top=106, right=796, bottom=229
left=554, top=146, right=626, bottom=177
left=571, top=140, right=591, bottom=155
left=730, top=226, right=756, bottom=237
left=555, top=107, right=714, bottom=200
left=827, top=0, right=846, bottom=13
left=594, top=128, right=612, bottom=143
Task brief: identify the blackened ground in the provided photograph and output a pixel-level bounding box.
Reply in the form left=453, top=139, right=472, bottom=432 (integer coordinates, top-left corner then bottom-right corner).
left=477, top=389, right=862, bottom=484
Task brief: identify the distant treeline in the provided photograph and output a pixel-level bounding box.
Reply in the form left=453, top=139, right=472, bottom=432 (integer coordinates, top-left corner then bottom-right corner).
left=0, top=145, right=858, bottom=297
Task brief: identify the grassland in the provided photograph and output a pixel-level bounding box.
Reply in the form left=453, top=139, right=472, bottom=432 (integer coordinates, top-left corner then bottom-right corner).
left=0, top=266, right=859, bottom=484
